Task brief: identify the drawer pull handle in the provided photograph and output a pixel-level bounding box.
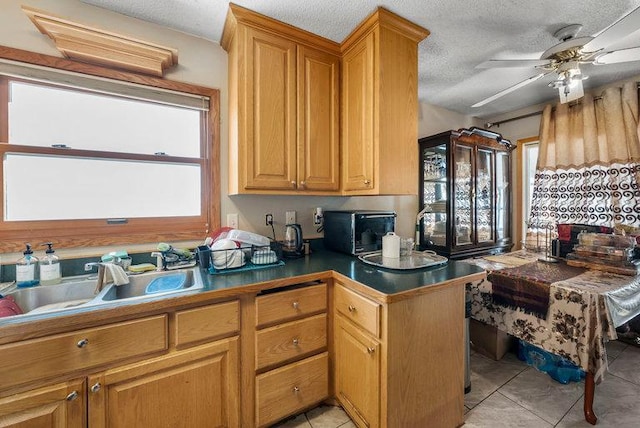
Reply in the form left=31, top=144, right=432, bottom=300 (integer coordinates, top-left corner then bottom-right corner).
left=76, top=338, right=89, bottom=348
left=90, top=383, right=101, bottom=393
left=292, top=338, right=299, bottom=346
left=367, top=347, right=375, bottom=354
left=292, top=301, right=299, bottom=310
left=66, top=391, right=79, bottom=401
left=348, top=305, right=356, bottom=312
left=292, top=386, right=300, bottom=393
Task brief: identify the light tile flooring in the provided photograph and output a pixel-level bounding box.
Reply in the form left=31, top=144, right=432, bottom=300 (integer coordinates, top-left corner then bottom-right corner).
left=273, top=340, right=640, bottom=427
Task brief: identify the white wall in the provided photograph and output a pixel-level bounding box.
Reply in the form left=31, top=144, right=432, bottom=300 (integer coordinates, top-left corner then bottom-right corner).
left=0, top=0, right=491, bottom=249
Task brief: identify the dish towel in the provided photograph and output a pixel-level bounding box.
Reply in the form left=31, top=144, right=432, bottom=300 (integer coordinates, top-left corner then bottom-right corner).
left=104, top=264, right=130, bottom=286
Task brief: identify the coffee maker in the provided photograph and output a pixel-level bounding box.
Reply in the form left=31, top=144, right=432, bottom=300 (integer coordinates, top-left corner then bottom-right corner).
left=282, top=224, right=304, bottom=258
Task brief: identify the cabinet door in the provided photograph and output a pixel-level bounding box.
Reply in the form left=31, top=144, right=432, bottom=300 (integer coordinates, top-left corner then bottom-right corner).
left=475, top=148, right=495, bottom=243
left=89, top=338, right=239, bottom=428
left=454, top=143, right=473, bottom=248
left=0, top=379, right=85, bottom=428
left=341, top=32, right=375, bottom=192
left=244, top=27, right=297, bottom=190
left=335, top=315, right=380, bottom=428
left=495, top=151, right=510, bottom=241
left=297, top=46, right=340, bottom=191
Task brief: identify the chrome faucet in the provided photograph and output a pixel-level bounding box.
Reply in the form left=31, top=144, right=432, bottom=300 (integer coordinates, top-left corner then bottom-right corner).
left=84, top=261, right=129, bottom=293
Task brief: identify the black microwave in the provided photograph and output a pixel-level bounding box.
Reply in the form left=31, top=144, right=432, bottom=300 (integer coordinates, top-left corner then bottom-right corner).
left=323, top=210, right=396, bottom=255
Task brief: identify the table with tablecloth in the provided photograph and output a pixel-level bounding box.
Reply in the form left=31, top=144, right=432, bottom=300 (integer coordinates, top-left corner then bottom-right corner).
left=463, top=250, right=640, bottom=424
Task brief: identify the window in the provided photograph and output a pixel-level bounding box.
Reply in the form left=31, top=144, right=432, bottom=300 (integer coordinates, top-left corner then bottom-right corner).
left=0, top=49, right=220, bottom=252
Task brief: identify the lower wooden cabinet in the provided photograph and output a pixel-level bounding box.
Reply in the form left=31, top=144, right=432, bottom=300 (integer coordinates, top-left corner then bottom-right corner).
left=334, top=315, right=380, bottom=428
left=89, top=337, right=239, bottom=428
left=256, top=352, right=328, bottom=427
left=0, top=379, right=85, bottom=427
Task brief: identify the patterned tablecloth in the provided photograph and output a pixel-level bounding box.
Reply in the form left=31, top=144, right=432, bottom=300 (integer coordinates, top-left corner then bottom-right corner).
left=464, top=250, right=640, bottom=383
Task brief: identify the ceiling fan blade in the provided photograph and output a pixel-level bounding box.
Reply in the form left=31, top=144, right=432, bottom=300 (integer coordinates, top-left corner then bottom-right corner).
left=476, top=59, right=551, bottom=69
left=583, top=6, right=640, bottom=52
left=471, top=72, right=551, bottom=107
left=594, top=46, right=640, bottom=64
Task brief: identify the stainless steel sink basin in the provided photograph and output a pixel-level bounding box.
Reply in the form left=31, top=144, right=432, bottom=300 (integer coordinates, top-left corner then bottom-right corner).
left=96, top=267, right=204, bottom=302
left=2, top=267, right=204, bottom=317
left=5, top=279, right=98, bottom=315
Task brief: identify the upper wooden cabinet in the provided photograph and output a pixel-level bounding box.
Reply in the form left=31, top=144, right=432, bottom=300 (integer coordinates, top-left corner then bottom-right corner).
left=341, top=9, right=429, bottom=195
left=222, top=4, right=428, bottom=195
left=222, top=4, right=340, bottom=194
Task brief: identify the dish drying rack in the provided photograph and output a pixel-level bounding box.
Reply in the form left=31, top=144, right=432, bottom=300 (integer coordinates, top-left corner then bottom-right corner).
left=207, top=241, right=284, bottom=275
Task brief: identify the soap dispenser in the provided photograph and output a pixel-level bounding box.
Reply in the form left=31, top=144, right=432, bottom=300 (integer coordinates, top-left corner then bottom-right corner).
left=16, top=243, right=39, bottom=287
left=40, top=242, right=61, bottom=285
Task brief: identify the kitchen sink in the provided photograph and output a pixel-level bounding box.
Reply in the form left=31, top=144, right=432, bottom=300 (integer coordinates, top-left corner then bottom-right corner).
left=96, top=267, right=204, bottom=302
left=3, top=267, right=205, bottom=317
left=4, top=278, right=99, bottom=315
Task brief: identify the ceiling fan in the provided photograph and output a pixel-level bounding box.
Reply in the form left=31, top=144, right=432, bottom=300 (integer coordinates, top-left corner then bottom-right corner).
left=472, top=6, right=640, bottom=107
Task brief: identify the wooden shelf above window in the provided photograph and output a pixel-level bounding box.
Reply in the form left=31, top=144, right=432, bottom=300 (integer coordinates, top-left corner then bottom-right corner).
left=21, top=5, right=178, bottom=77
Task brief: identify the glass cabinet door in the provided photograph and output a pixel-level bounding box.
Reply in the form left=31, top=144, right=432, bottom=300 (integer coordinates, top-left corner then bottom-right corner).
left=454, top=144, right=472, bottom=246
left=495, top=151, right=510, bottom=241
left=420, top=144, right=447, bottom=246
left=476, top=149, right=494, bottom=243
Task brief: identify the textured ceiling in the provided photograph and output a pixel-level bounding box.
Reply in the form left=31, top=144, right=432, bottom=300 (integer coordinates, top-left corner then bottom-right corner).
left=81, top=0, right=640, bottom=119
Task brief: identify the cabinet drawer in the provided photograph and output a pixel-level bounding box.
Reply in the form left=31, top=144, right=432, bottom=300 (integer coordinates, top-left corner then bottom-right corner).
left=174, top=300, right=239, bottom=347
left=334, top=284, right=380, bottom=337
left=256, top=283, right=326, bottom=327
left=0, top=315, right=167, bottom=391
left=255, top=313, right=327, bottom=370
left=256, top=352, right=328, bottom=427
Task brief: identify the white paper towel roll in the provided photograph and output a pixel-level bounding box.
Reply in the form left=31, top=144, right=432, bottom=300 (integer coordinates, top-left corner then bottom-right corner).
left=382, top=232, right=400, bottom=258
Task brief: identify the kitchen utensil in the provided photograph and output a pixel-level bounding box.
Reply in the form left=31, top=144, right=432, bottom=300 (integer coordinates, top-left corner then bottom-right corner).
left=283, top=224, right=304, bottom=258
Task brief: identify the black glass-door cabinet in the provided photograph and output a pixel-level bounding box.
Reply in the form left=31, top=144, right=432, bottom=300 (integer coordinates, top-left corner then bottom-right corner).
left=417, top=127, right=514, bottom=259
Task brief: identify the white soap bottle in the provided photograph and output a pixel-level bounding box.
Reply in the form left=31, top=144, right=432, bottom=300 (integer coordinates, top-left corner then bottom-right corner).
left=40, top=242, right=62, bottom=285
left=16, top=243, right=39, bottom=287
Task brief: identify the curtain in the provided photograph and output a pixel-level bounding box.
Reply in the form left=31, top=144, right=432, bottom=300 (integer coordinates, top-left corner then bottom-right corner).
left=528, top=81, right=640, bottom=233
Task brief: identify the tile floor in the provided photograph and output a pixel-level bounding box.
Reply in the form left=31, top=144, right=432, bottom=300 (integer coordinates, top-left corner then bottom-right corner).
left=273, top=340, right=640, bottom=427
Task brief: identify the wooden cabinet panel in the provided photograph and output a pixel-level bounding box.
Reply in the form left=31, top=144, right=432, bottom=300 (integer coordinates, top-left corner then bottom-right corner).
left=0, top=315, right=167, bottom=391
left=89, top=338, right=239, bottom=428
left=0, top=379, right=85, bottom=428
left=256, top=283, right=327, bottom=327
left=255, top=352, right=328, bottom=428
left=297, top=46, right=340, bottom=191
left=244, top=27, right=297, bottom=191
left=255, top=314, right=327, bottom=370
left=334, top=316, right=380, bottom=428
left=174, top=300, right=239, bottom=347
left=334, top=283, right=380, bottom=337
left=341, top=32, right=375, bottom=192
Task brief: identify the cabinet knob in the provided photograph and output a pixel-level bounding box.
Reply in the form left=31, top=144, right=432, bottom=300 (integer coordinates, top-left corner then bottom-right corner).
left=292, top=301, right=299, bottom=310
left=66, top=391, right=79, bottom=401
left=299, top=181, right=306, bottom=189
left=292, top=386, right=300, bottom=393
left=364, top=179, right=371, bottom=185
left=348, top=305, right=356, bottom=313
left=90, top=382, right=101, bottom=393
left=291, top=181, right=297, bottom=188
left=76, top=338, right=89, bottom=348
left=292, top=338, right=299, bottom=346
left=367, top=347, right=375, bottom=354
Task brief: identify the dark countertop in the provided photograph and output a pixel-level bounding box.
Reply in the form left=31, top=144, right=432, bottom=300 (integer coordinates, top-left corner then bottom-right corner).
left=204, top=249, right=485, bottom=296
left=0, top=249, right=485, bottom=328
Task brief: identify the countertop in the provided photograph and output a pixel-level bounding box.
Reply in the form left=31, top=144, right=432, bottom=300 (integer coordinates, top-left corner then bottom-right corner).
left=204, top=249, right=484, bottom=296
left=0, top=249, right=485, bottom=330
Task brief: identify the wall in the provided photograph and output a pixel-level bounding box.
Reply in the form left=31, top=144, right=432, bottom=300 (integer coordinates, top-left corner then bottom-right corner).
left=1, top=0, right=482, bottom=254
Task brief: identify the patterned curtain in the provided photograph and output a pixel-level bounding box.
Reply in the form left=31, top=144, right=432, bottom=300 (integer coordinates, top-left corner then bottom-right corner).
left=528, top=81, right=640, bottom=234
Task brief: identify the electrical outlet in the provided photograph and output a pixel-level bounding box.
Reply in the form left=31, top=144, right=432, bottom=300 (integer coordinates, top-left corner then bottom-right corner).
left=313, top=207, right=323, bottom=225
left=226, top=213, right=239, bottom=229
left=265, top=213, right=273, bottom=226
left=285, top=210, right=296, bottom=225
